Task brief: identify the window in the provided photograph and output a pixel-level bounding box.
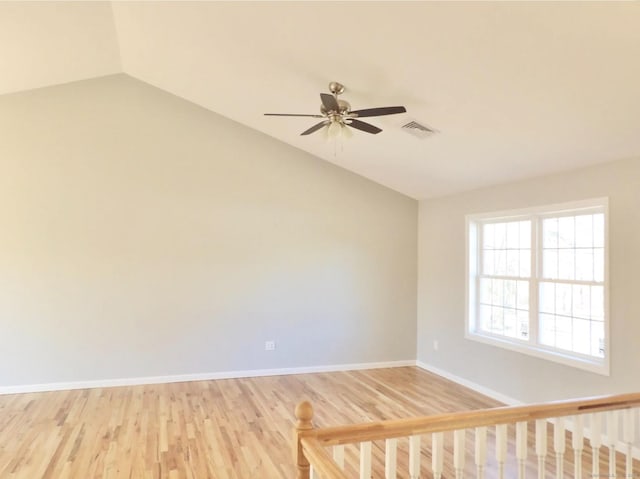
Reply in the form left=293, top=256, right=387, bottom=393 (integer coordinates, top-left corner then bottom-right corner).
left=466, top=198, right=609, bottom=375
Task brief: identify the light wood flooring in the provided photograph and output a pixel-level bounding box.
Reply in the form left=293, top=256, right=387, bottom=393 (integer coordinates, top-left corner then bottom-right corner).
left=0, top=367, right=636, bottom=478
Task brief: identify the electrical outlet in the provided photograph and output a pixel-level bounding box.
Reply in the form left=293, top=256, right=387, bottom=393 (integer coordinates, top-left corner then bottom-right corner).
left=433, top=340, right=439, bottom=351
left=265, top=340, right=276, bottom=351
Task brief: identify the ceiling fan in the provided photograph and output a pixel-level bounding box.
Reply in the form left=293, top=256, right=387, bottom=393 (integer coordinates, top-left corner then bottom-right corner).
left=264, top=82, right=407, bottom=136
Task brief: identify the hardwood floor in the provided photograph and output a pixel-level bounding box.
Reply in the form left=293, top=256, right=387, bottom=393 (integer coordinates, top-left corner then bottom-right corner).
left=0, top=367, right=635, bottom=478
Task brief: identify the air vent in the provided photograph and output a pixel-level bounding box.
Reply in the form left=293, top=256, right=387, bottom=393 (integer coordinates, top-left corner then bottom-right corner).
left=401, top=120, right=436, bottom=139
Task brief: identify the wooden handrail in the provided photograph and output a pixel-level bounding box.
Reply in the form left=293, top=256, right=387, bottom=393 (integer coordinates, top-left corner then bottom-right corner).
left=302, top=392, right=640, bottom=446
left=300, top=438, right=350, bottom=479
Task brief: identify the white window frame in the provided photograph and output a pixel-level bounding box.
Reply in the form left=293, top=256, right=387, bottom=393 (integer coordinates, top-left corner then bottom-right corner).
left=465, top=198, right=610, bottom=376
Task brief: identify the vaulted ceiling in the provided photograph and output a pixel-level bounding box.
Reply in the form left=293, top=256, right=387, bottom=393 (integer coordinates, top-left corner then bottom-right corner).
left=3, top=2, right=640, bottom=199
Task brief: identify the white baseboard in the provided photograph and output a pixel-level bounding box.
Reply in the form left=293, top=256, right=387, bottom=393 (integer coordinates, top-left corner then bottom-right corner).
left=0, top=359, right=416, bottom=395
left=416, top=361, right=522, bottom=406
left=416, top=361, right=640, bottom=460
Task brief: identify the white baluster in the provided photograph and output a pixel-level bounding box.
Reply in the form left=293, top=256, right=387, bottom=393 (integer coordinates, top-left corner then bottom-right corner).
left=333, top=445, right=345, bottom=470
left=535, top=419, right=547, bottom=479
left=475, top=426, right=487, bottom=479
left=572, top=415, right=584, bottom=479
left=310, top=465, right=319, bottom=479
left=385, top=438, right=397, bottom=479
left=590, top=413, right=603, bottom=479
left=360, top=441, right=372, bottom=479
left=496, top=424, right=507, bottom=479
left=454, top=429, right=466, bottom=479
left=432, top=432, right=444, bottom=479
left=623, top=409, right=636, bottom=478
left=516, top=421, right=528, bottom=479
left=409, top=435, right=421, bottom=479
left=606, top=410, right=618, bottom=479
left=554, top=417, right=566, bottom=479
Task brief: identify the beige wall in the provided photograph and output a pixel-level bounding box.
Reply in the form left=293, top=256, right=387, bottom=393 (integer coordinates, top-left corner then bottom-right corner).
left=0, top=74, right=418, bottom=388
left=418, top=156, right=640, bottom=402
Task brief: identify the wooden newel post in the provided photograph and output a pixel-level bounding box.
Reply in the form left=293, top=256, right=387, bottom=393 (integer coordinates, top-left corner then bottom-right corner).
left=293, top=400, right=314, bottom=479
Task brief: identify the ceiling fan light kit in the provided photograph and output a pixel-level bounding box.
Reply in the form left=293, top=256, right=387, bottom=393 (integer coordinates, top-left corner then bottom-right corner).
left=265, top=81, right=407, bottom=137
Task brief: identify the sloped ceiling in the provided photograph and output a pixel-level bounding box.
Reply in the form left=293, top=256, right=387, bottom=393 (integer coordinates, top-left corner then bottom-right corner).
left=3, top=2, right=640, bottom=199
left=0, top=2, right=121, bottom=95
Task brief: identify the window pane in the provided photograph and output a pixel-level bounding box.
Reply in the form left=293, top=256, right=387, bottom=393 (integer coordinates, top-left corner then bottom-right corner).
left=491, top=279, right=503, bottom=305
left=519, top=249, right=531, bottom=277
left=543, top=249, right=558, bottom=279
left=480, top=278, right=492, bottom=304
left=506, top=250, right=519, bottom=277
left=483, top=223, right=495, bottom=249
left=491, top=306, right=504, bottom=332
left=504, top=280, right=517, bottom=308
left=539, top=314, right=555, bottom=346
left=517, top=310, right=529, bottom=339
left=559, top=216, right=575, bottom=248
left=593, top=213, right=604, bottom=248
left=480, top=305, right=492, bottom=331
left=591, top=322, right=605, bottom=357
left=517, top=280, right=529, bottom=310
left=556, top=283, right=572, bottom=317
left=504, top=309, right=517, bottom=338
left=575, top=215, right=593, bottom=248
left=572, top=284, right=590, bottom=319
left=483, top=250, right=495, bottom=275
left=594, top=248, right=604, bottom=282
left=495, top=250, right=507, bottom=276
left=543, top=218, right=558, bottom=248
left=506, top=222, right=519, bottom=249
left=591, top=285, right=604, bottom=320
left=494, top=223, right=506, bottom=249
left=558, top=249, right=575, bottom=280
left=539, top=282, right=555, bottom=314
left=556, top=316, right=572, bottom=351
left=573, top=319, right=591, bottom=355
left=519, top=221, right=531, bottom=249
left=480, top=305, right=491, bottom=331
left=575, top=249, right=594, bottom=281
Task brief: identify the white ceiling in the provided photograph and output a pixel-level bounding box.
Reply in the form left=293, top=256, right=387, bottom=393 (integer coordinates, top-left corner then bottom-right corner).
left=3, top=2, right=640, bottom=199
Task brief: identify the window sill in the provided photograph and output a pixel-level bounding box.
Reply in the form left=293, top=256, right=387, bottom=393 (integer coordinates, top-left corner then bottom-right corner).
left=465, top=331, right=610, bottom=376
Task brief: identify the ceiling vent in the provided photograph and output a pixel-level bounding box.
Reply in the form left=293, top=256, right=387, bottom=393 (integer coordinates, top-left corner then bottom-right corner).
left=401, top=120, right=436, bottom=139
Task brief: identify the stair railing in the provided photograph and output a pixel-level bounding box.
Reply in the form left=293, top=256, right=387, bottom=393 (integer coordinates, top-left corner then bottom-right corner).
left=293, top=392, right=640, bottom=479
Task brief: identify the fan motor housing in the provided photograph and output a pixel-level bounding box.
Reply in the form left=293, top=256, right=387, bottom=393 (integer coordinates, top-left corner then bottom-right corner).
left=321, top=99, right=351, bottom=115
